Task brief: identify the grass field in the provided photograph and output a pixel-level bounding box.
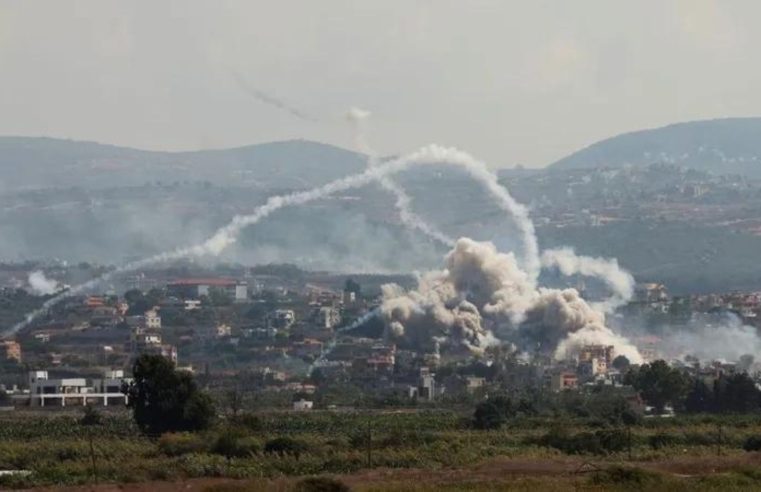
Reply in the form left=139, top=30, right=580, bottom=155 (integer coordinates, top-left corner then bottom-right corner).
left=3, top=409, right=761, bottom=490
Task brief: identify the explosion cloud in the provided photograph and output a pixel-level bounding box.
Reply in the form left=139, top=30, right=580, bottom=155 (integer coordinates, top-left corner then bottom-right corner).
left=380, top=238, right=642, bottom=362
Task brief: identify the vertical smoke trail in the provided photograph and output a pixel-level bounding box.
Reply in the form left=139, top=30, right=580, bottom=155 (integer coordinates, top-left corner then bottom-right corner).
left=346, top=107, right=455, bottom=248
left=4, top=144, right=539, bottom=337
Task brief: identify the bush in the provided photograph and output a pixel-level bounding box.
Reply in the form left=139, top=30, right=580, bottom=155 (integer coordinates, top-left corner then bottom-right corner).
left=264, top=437, right=308, bottom=457
left=212, top=432, right=261, bottom=458
left=231, top=413, right=262, bottom=432
left=590, top=466, right=663, bottom=487
left=538, top=428, right=628, bottom=455
left=294, top=476, right=350, bottom=492
left=743, top=436, right=761, bottom=451
left=649, top=433, right=679, bottom=450
left=158, top=432, right=207, bottom=456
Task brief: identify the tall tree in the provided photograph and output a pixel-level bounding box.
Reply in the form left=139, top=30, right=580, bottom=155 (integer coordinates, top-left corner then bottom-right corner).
left=624, top=360, right=688, bottom=413
left=123, top=354, right=215, bottom=434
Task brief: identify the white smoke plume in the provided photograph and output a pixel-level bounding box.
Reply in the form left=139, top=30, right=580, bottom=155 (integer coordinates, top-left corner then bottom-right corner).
left=4, top=144, right=539, bottom=338
left=641, top=313, right=761, bottom=364
left=381, top=238, right=642, bottom=362
left=27, top=270, right=60, bottom=296
left=541, top=248, right=635, bottom=312
left=346, top=107, right=455, bottom=248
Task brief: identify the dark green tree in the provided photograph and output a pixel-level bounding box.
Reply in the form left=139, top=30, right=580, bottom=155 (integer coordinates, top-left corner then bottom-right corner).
left=612, top=355, right=631, bottom=372
left=624, top=360, right=688, bottom=413
left=473, top=396, right=515, bottom=429
left=344, top=278, right=361, bottom=296
left=123, top=354, right=215, bottom=434
left=715, top=373, right=761, bottom=413
left=684, top=379, right=714, bottom=413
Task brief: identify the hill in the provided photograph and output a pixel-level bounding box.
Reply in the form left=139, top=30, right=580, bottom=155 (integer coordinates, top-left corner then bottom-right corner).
left=0, top=137, right=366, bottom=190
left=549, top=117, right=761, bottom=177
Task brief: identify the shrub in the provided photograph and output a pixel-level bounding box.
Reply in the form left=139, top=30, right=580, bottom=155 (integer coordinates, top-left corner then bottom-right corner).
left=538, top=428, right=628, bottom=455
left=264, top=437, right=308, bottom=458
left=743, top=436, right=761, bottom=451
left=590, top=466, right=663, bottom=487
left=649, top=433, right=679, bottom=450
left=212, top=432, right=261, bottom=458
left=158, top=432, right=207, bottom=456
left=294, top=476, right=350, bottom=492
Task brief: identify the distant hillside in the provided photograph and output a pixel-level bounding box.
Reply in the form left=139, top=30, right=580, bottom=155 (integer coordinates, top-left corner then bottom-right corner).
left=549, top=118, right=761, bottom=177
left=0, top=137, right=366, bottom=191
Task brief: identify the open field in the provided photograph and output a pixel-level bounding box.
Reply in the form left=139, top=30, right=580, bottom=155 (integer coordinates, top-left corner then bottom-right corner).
left=4, top=410, right=761, bottom=490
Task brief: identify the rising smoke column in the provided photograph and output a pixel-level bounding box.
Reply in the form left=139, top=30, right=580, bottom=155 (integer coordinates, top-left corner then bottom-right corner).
left=380, top=237, right=642, bottom=362
left=3, top=144, right=540, bottom=337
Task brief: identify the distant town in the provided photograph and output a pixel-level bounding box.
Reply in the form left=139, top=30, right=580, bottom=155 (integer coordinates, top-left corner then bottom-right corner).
left=1, top=260, right=759, bottom=415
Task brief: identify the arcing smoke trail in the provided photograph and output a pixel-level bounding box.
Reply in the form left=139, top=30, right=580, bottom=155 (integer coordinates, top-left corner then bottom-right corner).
left=540, top=248, right=635, bottom=312
left=4, top=144, right=539, bottom=338
left=346, top=107, right=454, bottom=248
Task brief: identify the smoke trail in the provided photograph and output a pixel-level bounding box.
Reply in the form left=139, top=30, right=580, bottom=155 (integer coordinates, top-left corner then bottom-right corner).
left=308, top=308, right=381, bottom=375
left=346, top=107, right=454, bottom=248
left=4, top=144, right=538, bottom=338
left=232, top=71, right=316, bottom=122
left=540, top=247, right=635, bottom=312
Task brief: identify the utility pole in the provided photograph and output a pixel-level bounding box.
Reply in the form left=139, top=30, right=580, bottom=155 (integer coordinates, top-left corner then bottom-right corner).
left=366, top=413, right=372, bottom=468
left=717, top=423, right=723, bottom=457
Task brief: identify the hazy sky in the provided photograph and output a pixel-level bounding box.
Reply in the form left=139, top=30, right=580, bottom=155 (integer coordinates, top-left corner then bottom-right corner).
left=1, top=0, right=759, bottom=167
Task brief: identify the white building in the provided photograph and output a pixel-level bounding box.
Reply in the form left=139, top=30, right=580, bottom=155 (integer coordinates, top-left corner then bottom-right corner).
left=293, top=398, right=314, bottom=411
left=28, top=370, right=130, bottom=407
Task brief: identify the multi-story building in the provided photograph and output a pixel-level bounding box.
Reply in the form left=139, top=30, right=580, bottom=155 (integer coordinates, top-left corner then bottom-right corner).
left=28, top=370, right=130, bottom=407
left=167, top=278, right=247, bottom=302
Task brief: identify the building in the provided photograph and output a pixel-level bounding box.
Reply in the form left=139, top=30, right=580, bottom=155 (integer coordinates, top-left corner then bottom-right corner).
left=167, top=278, right=247, bottom=302
left=0, top=341, right=21, bottom=363
left=549, top=371, right=578, bottom=391
left=293, top=398, right=314, bottom=411
left=145, top=309, right=161, bottom=329
left=635, top=283, right=669, bottom=303
left=316, top=306, right=341, bottom=329
left=268, top=309, right=295, bottom=331
left=130, top=328, right=178, bottom=364
left=578, top=345, right=615, bottom=365
left=28, top=370, right=130, bottom=407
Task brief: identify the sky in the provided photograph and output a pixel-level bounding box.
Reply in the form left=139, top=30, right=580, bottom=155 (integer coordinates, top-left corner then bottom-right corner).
left=0, top=0, right=759, bottom=168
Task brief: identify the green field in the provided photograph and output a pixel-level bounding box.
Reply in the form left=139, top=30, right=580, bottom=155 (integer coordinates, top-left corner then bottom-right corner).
left=2, top=409, right=761, bottom=490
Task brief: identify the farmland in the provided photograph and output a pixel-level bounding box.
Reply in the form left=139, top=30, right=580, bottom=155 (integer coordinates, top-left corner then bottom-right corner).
left=3, top=410, right=761, bottom=490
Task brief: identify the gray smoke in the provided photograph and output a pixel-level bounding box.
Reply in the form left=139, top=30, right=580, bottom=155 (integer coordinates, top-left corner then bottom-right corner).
left=381, top=237, right=642, bottom=362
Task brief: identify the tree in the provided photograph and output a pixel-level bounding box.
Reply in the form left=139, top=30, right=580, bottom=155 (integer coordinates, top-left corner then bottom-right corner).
left=624, top=360, right=689, bottom=413
left=344, top=278, right=361, bottom=296
left=684, top=379, right=714, bottom=413
left=714, top=373, right=761, bottom=413
left=123, top=354, right=215, bottom=434
left=612, top=355, right=631, bottom=372
left=473, top=395, right=515, bottom=429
